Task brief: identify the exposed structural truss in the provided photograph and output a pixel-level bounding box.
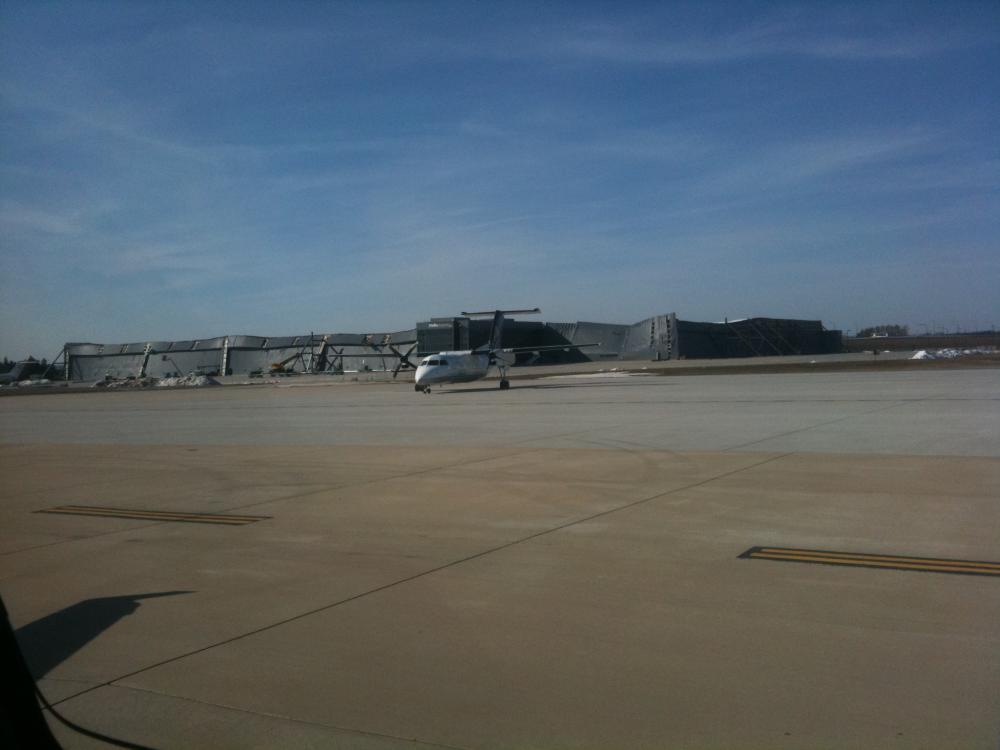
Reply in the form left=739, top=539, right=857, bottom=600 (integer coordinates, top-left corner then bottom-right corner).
left=64, top=329, right=419, bottom=382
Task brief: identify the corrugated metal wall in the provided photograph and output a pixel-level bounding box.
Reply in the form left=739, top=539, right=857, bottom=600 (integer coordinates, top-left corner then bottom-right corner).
left=414, top=316, right=676, bottom=362
left=675, top=318, right=841, bottom=359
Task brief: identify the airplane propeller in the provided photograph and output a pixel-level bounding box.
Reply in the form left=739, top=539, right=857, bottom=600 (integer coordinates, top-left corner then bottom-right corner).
left=389, top=343, right=418, bottom=378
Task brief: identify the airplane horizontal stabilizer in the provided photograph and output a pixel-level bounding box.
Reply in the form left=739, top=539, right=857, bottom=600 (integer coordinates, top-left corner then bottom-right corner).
left=461, top=308, right=541, bottom=317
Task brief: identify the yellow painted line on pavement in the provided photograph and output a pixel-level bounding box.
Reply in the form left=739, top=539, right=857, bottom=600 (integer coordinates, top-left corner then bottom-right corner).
left=37, top=506, right=256, bottom=524
left=37, top=505, right=269, bottom=525
left=757, top=547, right=1000, bottom=570
left=740, top=546, right=1000, bottom=577
left=64, top=505, right=270, bottom=523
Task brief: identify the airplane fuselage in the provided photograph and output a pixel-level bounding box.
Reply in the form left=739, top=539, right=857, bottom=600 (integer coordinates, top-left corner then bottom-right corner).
left=414, top=350, right=514, bottom=390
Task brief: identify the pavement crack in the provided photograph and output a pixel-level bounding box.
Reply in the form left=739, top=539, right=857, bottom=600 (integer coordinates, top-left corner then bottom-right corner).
left=722, top=398, right=927, bottom=452
left=52, top=682, right=471, bottom=750
left=52, top=451, right=790, bottom=707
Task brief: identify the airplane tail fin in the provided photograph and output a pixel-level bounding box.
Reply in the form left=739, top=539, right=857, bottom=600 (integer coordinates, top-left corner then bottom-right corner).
left=462, top=308, right=541, bottom=353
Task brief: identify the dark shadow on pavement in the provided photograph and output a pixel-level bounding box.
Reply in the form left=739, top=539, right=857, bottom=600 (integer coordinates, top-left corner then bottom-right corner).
left=435, top=379, right=661, bottom=394
left=15, top=591, right=192, bottom=678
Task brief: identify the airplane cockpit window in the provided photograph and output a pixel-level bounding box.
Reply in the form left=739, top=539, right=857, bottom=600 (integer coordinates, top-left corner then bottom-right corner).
left=438, top=360, right=449, bottom=366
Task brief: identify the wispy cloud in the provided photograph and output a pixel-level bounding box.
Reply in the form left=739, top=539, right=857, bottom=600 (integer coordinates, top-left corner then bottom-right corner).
left=691, top=131, right=936, bottom=197
left=110, top=242, right=231, bottom=276
left=86, top=5, right=988, bottom=73
left=0, top=202, right=86, bottom=236
left=575, top=129, right=712, bottom=163
left=539, top=22, right=977, bottom=66
left=501, top=3, right=997, bottom=67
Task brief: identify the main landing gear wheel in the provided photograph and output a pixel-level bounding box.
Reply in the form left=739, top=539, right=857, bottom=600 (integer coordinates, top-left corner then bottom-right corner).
left=499, top=379, right=510, bottom=390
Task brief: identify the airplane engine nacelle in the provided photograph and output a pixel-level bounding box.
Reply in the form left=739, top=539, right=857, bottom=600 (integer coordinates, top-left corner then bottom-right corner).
left=493, top=351, right=515, bottom=367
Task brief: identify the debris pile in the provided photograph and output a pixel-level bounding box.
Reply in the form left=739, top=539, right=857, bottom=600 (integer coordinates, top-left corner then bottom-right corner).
left=156, top=374, right=216, bottom=387
left=93, top=378, right=156, bottom=389
left=91, top=375, right=217, bottom=389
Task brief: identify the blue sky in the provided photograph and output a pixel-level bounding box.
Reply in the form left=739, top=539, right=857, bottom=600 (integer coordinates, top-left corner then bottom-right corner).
left=1, top=1, right=998, bottom=357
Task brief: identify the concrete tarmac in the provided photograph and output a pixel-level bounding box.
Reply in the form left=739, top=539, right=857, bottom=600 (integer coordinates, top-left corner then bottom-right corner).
left=1, top=367, right=998, bottom=748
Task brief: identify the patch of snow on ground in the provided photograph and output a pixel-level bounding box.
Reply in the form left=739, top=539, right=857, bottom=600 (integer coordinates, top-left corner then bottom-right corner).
left=912, top=347, right=996, bottom=360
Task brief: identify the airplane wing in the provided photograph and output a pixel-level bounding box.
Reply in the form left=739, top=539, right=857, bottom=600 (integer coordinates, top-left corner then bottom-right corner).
left=498, top=343, right=600, bottom=354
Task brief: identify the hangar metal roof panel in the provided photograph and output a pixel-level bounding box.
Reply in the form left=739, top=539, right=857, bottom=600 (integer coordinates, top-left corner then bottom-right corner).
left=228, top=336, right=266, bottom=349
left=265, top=336, right=297, bottom=348
left=324, top=334, right=368, bottom=345
left=194, top=337, right=227, bottom=350
left=65, top=343, right=104, bottom=356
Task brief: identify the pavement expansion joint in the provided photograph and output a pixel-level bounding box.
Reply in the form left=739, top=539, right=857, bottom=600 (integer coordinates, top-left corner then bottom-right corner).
left=89, top=683, right=474, bottom=750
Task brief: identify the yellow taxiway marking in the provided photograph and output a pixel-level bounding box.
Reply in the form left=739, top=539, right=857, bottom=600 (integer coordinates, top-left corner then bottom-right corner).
left=740, top=546, right=1000, bottom=577
left=37, top=505, right=269, bottom=525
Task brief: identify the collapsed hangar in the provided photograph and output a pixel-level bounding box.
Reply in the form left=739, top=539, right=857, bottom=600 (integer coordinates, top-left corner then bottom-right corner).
left=63, top=331, right=417, bottom=382
left=62, top=314, right=842, bottom=381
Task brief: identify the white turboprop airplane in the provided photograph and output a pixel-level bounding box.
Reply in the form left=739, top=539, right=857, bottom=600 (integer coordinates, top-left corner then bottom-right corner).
left=389, top=308, right=598, bottom=393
